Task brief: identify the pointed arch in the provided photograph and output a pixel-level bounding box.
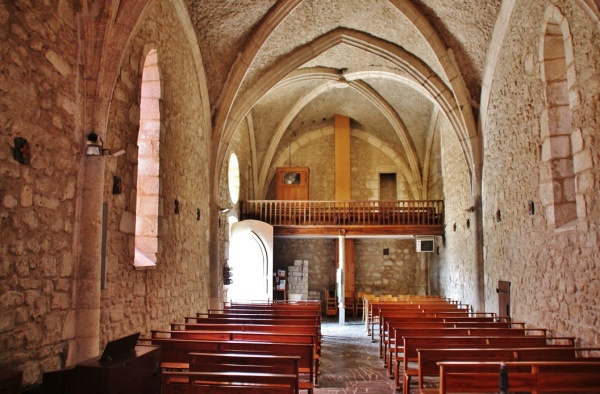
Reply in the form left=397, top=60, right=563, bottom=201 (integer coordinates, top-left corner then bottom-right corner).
left=256, top=68, right=424, bottom=198
left=538, top=4, right=587, bottom=229
left=214, top=28, right=476, bottom=200
left=269, top=127, right=420, bottom=199
left=134, top=49, right=161, bottom=268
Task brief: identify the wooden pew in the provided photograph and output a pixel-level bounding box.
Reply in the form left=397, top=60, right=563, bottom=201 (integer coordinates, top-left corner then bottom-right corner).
left=204, top=312, right=321, bottom=322
left=373, top=306, right=487, bottom=342
left=363, top=297, right=455, bottom=334
left=188, top=352, right=300, bottom=393
left=188, top=316, right=321, bottom=337
left=381, top=320, right=524, bottom=361
left=170, top=323, right=321, bottom=354
left=373, top=309, right=492, bottom=343
left=437, top=361, right=600, bottom=393
left=385, top=326, right=546, bottom=377
left=143, top=338, right=317, bottom=388
left=384, top=324, right=542, bottom=363
left=367, top=300, right=463, bottom=336
left=162, top=371, right=298, bottom=394
left=418, top=347, right=600, bottom=393
left=397, top=335, right=576, bottom=393
left=186, top=316, right=320, bottom=326
left=152, top=329, right=319, bottom=355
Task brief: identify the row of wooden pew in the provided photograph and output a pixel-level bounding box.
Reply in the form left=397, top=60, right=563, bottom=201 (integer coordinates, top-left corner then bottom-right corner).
left=365, top=295, right=600, bottom=393
left=140, top=301, right=322, bottom=393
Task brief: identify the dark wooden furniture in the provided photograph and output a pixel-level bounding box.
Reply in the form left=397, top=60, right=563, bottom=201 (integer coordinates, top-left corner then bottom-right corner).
left=42, top=345, right=160, bottom=394
left=438, top=361, right=600, bottom=393
left=0, top=369, right=22, bottom=394
left=274, top=270, right=287, bottom=301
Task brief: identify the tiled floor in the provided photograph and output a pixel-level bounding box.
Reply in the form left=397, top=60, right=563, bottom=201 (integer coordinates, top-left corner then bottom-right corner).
left=315, top=317, right=397, bottom=393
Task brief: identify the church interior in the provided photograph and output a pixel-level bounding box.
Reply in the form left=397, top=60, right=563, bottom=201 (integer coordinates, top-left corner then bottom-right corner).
left=1, top=0, right=599, bottom=391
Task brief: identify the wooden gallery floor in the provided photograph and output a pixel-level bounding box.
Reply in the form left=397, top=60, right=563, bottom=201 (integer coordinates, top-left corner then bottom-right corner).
left=316, top=317, right=397, bottom=393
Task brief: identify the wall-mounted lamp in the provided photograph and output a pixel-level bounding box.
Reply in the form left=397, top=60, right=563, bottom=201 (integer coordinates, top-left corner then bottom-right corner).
left=86, top=132, right=103, bottom=156
left=223, top=265, right=233, bottom=285
left=86, top=132, right=125, bottom=157
left=218, top=206, right=232, bottom=214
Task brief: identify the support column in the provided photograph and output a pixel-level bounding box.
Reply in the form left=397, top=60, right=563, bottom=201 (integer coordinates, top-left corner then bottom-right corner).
left=337, top=234, right=346, bottom=324
left=74, top=155, right=103, bottom=363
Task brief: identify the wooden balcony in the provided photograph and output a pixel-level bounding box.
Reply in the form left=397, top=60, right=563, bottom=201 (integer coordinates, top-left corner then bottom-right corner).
left=241, top=200, right=445, bottom=237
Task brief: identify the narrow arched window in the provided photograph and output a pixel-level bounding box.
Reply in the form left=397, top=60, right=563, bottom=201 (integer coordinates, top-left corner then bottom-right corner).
left=228, top=153, right=240, bottom=205
left=134, top=49, right=161, bottom=268
left=539, top=8, right=585, bottom=229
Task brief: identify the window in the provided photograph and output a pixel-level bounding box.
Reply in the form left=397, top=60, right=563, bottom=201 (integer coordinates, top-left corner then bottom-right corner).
left=134, top=50, right=161, bottom=268
left=228, top=153, right=240, bottom=205
left=539, top=11, right=583, bottom=229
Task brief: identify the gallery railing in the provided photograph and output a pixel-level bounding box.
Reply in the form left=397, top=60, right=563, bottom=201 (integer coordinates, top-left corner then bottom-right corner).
left=241, top=200, right=444, bottom=227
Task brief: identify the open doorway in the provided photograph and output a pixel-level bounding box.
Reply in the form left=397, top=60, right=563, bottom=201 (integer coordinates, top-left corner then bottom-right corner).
left=380, top=173, right=397, bottom=200
left=497, top=280, right=511, bottom=319
left=227, top=220, right=273, bottom=302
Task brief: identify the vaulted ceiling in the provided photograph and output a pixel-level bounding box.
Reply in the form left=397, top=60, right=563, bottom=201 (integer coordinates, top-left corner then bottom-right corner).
left=185, top=0, right=503, bottom=197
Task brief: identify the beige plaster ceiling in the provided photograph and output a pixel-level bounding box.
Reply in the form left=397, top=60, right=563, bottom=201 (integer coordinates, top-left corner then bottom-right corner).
left=186, top=0, right=503, bottom=198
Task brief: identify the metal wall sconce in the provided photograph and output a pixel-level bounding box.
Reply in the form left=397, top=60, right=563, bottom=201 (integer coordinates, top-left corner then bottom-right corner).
left=223, top=265, right=233, bottom=285
left=453, top=223, right=457, bottom=232
left=466, top=219, right=471, bottom=228
left=85, top=132, right=103, bottom=156
left=85, top=132, right=125, bottom=157
left=496, top=210, right=502, bottom=222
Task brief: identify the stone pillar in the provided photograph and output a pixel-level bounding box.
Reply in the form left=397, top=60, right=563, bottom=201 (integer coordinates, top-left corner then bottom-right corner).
left=337, top=234, right=346, bottom=324
left=74, top=155, right=103, bottom=363
left=417, top=253, right=428, bottom=295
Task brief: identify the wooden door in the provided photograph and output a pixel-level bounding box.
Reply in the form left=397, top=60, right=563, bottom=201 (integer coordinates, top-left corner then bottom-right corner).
left=275, top=167, right=309, bottom=200
left=497, top=280, right=511, bottom=319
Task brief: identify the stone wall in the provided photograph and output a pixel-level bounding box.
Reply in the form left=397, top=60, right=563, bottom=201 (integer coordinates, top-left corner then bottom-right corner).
left=350, top=137, right=410, bottom=200
left=481, top=0, right=600, bottom=346
left=354, top=239, right=423, bottom=295
left=433, top=116, right=477, bottom=306
left=274, top=239, right=336, bottom=296
left=100, top=0, right=211, bottom=348
left=274, top=238, right=425, bottom=300
left=0, top=1, right=81, bottom=385
left=266, top=126, right=422, bottom=200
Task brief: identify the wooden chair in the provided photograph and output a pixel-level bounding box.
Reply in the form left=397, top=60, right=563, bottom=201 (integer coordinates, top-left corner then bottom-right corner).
left=355, top=292, right=366, bottom=320
left=324, top=289, right=337, bottom=316
left=344, top=291, right=355, bottom=317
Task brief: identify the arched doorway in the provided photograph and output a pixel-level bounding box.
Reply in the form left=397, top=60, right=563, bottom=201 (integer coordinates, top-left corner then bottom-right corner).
left=227, top=220, right=273, bottom=302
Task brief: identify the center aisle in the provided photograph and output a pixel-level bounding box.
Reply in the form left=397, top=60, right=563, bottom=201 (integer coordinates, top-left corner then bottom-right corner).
left=315, top=317, right=396, bottom=393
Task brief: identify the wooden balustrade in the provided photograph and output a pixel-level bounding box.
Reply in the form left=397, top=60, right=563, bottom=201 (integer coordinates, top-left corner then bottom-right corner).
left=241, top=200, right=444, bottom=235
